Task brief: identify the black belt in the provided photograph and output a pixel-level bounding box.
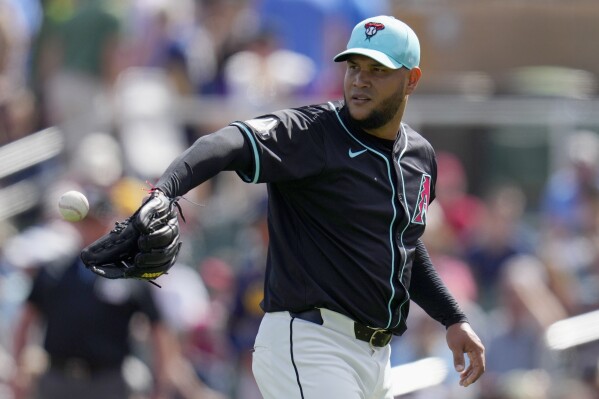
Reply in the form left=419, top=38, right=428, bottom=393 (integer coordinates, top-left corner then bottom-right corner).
left=50, top=357, right=121, bottom=378
left=289, top=309, right=392, bottom=347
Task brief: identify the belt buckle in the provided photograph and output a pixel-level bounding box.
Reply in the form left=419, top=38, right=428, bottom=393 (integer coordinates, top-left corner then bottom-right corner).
left=369, top=329, right=391, bottom=348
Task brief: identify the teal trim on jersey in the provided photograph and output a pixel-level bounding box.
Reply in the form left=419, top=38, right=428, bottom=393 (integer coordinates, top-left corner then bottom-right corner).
left=392, top=124, right=412, bottom=330
left=231, top=122, right=260, bottom=183
left=329, top=102, right=398, bottom=329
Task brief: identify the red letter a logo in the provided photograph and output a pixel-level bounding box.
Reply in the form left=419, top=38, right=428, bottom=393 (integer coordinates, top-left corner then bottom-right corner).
left=412, top=174, right=431, bottom=225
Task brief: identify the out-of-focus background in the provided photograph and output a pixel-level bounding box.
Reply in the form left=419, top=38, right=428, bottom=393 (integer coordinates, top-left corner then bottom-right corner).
left=1, top=0, right=599, bottom=398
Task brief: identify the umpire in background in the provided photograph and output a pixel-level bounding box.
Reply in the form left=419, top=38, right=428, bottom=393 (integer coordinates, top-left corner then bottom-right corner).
left=9, top=186, right=170, bottom=399
left=88, top=15, right=486, bottom=399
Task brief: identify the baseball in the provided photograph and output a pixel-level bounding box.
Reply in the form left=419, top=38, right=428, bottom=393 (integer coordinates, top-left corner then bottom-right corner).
left=58, top=190, right=90, bottom=222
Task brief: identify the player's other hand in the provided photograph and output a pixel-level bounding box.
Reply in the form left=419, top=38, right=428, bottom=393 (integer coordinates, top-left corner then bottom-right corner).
left=446, top=322, right=485, bottom=387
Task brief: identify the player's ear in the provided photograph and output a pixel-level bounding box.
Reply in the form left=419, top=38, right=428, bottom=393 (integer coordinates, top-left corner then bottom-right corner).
left=406, top=67, right=422, bottom=95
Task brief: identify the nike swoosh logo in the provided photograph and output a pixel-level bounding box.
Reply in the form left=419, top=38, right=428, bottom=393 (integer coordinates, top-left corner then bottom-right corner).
left=348, top=148, right=367, bottom=158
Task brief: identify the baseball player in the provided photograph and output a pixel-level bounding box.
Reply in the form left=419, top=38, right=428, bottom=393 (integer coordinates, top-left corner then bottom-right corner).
left=86, top=15, right=485, bottom=399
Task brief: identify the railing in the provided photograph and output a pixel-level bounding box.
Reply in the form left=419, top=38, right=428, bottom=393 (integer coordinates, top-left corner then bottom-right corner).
left=0, top=127, right=64, bottom=221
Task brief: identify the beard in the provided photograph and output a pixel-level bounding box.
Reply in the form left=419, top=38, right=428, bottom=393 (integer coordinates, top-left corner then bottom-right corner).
left=345, top=89, right=405, bottom=131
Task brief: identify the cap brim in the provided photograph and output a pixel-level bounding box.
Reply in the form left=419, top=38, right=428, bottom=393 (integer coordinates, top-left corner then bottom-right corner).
left=333, top=48, right=404, bottom=69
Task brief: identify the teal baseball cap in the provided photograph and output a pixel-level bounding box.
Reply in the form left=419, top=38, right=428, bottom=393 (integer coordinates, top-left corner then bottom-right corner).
left=334, top=16, right=420, bottom=70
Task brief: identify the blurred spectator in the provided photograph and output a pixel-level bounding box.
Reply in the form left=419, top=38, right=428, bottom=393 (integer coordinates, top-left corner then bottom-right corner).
left=537, top=220, right=599, bottom=316
left=112, top=68, right=189, bottom=179
left=150, top=263, right=228, bottom=399
left=420, top=203, right=479, bottom=306
left=538, top=130, right=599, bottom=314
left=7, top=184, right=170, bottom=399
left=482, top=255, right=566, bottom=395
left=190, top=0, right=257, bottom=96
left=39, top=0, right=124, bottom=159
left=464, top=184, right=534, bottom=309
left=541, top=130, right=599, bottom=235
left=125, top=3, right=195, bottom=99
left=187, top=257, right=237, bottom=396
left=223, top=26, right=316, bottom=107
left=0, top=0, right=39, bottom=143
left=434, top=151, right=486, bottom=247
left=227, top=197, right=268, bottom=399
left=255, top=0, right=390, bottom=95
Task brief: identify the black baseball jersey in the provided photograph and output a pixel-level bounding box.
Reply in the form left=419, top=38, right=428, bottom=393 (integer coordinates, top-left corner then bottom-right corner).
left=27, top=257, right=161, bottom=365
left=230, top=101, right=455, bottom=334
left=156, top=100, right=466, bottom=335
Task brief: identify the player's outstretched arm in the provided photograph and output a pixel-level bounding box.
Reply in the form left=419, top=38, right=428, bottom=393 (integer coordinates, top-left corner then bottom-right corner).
left=446, top=322, right=485, bottom=387
left=155, top=125, right=252, bottom=198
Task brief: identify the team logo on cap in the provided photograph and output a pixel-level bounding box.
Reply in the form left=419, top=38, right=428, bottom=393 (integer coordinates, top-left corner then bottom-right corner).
left=364, top=22, right=385, bottom=41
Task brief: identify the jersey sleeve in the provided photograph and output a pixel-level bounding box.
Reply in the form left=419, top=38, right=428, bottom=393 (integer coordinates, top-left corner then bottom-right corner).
left=155, top=125, right=252, bottom=197
left=231, top=107, right=327, bottom=183
left=409, top=239, right=468, bottom=328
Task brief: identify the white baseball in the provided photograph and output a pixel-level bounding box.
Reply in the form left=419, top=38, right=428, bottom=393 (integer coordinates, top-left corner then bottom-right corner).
left=58, top=190, right=90, bottom=222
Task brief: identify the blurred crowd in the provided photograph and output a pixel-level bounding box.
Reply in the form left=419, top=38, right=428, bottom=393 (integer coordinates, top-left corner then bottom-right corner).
left=1, top=1, right=599, bottom=399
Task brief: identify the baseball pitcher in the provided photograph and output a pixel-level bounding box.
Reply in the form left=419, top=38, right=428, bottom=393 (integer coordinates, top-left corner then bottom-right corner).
left=82, top=15, right=485, bottom=399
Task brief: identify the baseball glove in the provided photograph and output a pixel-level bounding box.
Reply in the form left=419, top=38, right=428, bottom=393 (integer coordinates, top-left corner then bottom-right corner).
left=81, top=190, right=183, bottom=285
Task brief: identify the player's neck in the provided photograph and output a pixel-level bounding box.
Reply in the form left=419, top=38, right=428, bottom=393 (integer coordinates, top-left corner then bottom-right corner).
left=363, top=121, right=402, bottom=141
left=365, top=113, right=405, bottom=141
left=363, top=97, right=407, bottom=140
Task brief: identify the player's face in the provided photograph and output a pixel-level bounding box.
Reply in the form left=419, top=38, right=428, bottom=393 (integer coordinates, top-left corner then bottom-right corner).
left=343, top=55, right=420, bottom=139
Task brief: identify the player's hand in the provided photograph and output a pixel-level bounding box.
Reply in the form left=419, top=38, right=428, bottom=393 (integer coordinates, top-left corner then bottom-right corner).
left=446, top=322, right=485, bottom=387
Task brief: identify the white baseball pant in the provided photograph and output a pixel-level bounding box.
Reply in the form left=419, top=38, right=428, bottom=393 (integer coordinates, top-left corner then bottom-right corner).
left=252, top=309, right=394, bottom=399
